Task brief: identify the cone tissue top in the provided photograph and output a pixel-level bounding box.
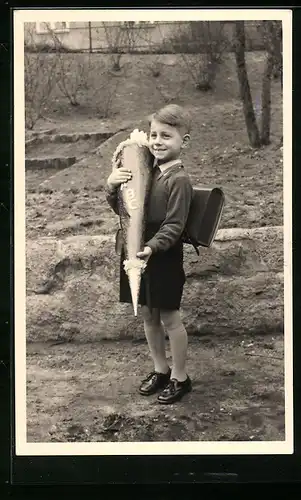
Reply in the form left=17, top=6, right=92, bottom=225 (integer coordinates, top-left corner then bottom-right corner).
left=112, top=129, right=153, bottom=316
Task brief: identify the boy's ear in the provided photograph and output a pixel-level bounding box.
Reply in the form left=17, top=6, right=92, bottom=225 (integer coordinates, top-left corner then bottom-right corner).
left=181, top=134, right=191, bottom=149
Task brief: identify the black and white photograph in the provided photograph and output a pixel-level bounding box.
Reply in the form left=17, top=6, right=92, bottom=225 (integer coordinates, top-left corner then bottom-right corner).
left=14, top=8, right=293, bottom=456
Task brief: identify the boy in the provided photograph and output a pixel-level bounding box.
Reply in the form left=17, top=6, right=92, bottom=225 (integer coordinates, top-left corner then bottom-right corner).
left=106, top=104, right=193, bottom=404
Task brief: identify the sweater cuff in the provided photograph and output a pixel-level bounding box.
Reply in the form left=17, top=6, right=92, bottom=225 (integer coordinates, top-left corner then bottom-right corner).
left=145, top=238, right=159, bottom=254
left=105, top=182, right=117, bottom=195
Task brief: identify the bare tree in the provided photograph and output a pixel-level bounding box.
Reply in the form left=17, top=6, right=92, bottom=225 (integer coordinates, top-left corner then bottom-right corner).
left=257, top=20, right=282, bottom=85
left=234, top=21, right=282, bottom=147
left=234, top=21, right=261, bottom=148
left=260, top=20, right=278, bottom=145
left=271, top=21, right=282, bottom=85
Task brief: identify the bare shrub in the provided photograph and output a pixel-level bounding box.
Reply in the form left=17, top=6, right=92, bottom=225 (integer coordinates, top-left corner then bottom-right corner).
left=24, top=24, right=118, bottom=123
left=140, top=54, right=185, bottom=104
left=151, top=83, right=182, bottom=104
left=102, top=22, right=123, bottom=72
left=44, top=26, right=92, bottom=106
left=164, top=21, right=229, bottom=91
left=24, top=26, right=58, bottom=129
left=80, top=55, right=120, bottom=118
left=140, top=22, right=229, bottom=102
left=45, top=24, right=117, bottom=116
left=90, top=74, right=120, bottom=119
left=98, top=79, right=120, bottom=118
left=99, top=22, right=142, bottom=72
left=148, top=61, right=161, bottom=78
left=55, top=53, right=92, bottom=106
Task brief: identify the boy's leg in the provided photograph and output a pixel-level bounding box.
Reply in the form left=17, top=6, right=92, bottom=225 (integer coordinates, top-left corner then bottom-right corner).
left=158, top=309, right=191, bottom=403
left=141, top=305, right=169, bottom=375
left=160, top=310, right=188, bottom=382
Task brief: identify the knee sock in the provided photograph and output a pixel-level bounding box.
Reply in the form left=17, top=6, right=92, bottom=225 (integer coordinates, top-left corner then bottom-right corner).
left=143, top=319, right=170, bottom=374
left=161, top=311, right=188, bottom=382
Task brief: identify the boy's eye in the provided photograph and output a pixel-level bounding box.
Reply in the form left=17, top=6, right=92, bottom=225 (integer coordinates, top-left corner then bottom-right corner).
left=150, top=132, right=171, bottom=139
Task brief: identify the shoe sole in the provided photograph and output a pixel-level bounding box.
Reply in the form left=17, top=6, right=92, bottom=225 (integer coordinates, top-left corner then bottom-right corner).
left=139, top=389, right=159, bottom=396
left=139, top=382, right=170, bottom=396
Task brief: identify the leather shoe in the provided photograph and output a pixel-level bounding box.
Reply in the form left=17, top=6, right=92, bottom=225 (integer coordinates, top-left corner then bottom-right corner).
left=157, top=376, right=192, bottom=404
left=139, top=369, right=171, bottom=396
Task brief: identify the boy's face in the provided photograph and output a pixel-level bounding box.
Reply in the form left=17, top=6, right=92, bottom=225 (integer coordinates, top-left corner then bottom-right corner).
left=149, top=119, right=189, bottom=164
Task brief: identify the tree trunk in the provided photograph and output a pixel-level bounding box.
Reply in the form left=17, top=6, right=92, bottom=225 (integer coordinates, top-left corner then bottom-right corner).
left=260, top=21, right=282, bottom=145
left=234, top=21, right=261, bottom=148
left=271, top=21, right=283, bottom=88
left=260, top=50, right=274, bottom=145
left=274, top=22, right=283, bottom=90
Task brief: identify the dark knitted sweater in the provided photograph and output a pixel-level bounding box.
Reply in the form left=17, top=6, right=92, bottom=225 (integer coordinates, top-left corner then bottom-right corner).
left=106, top=161, right=193, bottom=253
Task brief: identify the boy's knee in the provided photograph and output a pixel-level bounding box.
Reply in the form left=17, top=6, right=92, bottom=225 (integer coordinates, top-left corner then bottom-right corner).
left=160, top=310, right=181, bottom=330
left=141, top=306, right=160, bottom=325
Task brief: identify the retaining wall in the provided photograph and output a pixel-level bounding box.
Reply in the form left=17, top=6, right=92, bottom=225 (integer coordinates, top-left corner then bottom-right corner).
left=25, top=226, right=284, bottom=343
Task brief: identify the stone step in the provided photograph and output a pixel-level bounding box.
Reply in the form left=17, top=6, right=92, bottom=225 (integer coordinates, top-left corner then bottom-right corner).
left=36, top=128, right=146, bottom=192
left=26, top=132, right=112, bottom=149
left=25, top=156, right=77, bottom=170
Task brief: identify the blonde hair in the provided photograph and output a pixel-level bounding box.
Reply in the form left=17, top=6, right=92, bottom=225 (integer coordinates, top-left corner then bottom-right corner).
left=148, top=104, right=191, bottom=135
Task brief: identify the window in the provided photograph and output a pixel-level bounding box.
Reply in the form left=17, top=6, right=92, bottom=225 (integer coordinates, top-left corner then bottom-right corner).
left=121, top=21, right=155, bottom=28
left=36, top=21, right=70, bottom=34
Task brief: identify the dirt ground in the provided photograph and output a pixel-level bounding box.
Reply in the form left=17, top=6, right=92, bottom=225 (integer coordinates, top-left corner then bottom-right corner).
left=25, top=52, right=285, bottom=443
left=26, top=133, right=283, bottom=240
left=27, top=333, right=284, bottom=443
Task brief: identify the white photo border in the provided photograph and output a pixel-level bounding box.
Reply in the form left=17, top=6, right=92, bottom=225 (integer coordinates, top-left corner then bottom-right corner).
left=14, top=8, right=293, bottom=456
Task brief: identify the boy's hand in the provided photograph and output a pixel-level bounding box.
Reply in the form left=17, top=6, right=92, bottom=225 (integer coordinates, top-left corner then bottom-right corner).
left=107, top=163, right=132, bottom=191
left=137, top=246, right=152, bottom=264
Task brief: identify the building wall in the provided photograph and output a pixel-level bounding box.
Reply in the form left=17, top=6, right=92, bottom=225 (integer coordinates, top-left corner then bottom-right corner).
left=24, top=21, right=264, bottom=52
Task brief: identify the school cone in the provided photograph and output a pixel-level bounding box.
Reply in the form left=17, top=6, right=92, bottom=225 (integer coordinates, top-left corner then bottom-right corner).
left=112, top=129, right=153, bottom=316
left=127, top=266, right=142, bottom=317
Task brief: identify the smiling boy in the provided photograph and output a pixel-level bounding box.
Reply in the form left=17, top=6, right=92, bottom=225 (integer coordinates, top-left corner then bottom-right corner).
left=107, top=104, right=194, bottom=404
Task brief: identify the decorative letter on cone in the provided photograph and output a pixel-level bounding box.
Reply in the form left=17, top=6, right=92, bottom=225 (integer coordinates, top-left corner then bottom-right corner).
left=112, top=130, right=153, bottom=316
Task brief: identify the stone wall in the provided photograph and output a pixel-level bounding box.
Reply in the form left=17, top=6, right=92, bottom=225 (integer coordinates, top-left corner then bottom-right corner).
left=26, top=226, right=284, bottom=343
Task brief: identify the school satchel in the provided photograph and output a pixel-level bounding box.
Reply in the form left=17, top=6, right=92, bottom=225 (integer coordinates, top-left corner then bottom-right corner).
left=182, top=186, right=225, bottom=255
left=115, top=185, right=225, bottom=257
